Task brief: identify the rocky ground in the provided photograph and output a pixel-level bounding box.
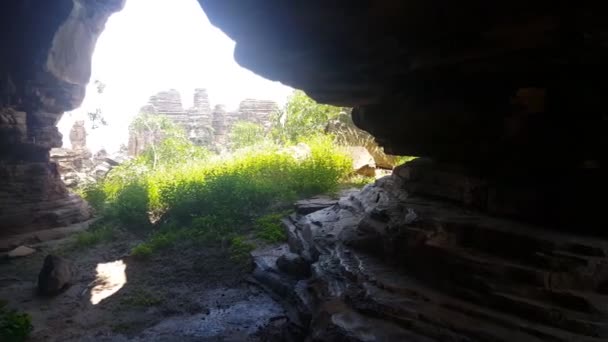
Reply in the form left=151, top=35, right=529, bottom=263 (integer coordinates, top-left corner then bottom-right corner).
left=0, top=226, right=296, bottom=341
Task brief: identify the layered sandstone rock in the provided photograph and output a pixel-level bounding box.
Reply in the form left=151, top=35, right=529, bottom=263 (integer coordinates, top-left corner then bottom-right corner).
left=237, top=99, right=277, bottom=131
left=129, top=90, right=279, bottom=155
left=253, top=163, right=608, bottom=340
left=51, top=121, right=126, bottom=188
left=0, top=0, right=124, bottom=235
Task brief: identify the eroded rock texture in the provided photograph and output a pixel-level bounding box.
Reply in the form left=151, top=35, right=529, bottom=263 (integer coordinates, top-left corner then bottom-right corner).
left=253, top=164, right=608, bottom=341
left=0, top=0, right=124, bottom=235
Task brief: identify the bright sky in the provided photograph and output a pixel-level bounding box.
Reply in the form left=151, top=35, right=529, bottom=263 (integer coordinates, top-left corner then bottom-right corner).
left=58, top=0, right=292, bottom=153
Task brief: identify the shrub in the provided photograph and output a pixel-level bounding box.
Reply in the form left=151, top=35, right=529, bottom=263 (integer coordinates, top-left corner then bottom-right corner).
left=0, top=301, right=32, bottom=342
left=106, top=182, right=150, bottom=228
left=255, top=212, right=290, bottom=243
left=76, top=182, right=107, bottom=213
left=229, top=236, right=255, bottom=262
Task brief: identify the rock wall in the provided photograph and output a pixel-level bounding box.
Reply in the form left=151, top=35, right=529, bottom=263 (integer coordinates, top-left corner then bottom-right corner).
left=255, top=163, right=608, bottom=340
left=0, top=0, right=124, bottom=236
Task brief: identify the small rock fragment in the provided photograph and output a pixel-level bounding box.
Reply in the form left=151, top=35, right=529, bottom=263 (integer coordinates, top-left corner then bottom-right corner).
left=7, top=245, right=36, bottom=258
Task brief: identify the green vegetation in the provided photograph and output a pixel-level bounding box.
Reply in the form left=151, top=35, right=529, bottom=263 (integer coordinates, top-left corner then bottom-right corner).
left=343, top=175, right=376, bottom=188
left=229, top=121, right=266, bottom=150
left=271, top=90, right=342, bottom=144
left=255, top=211, right=291, bottom=243
left=77, top=90, right=414, bottom=259
left=0, top=301, right=32, bottom=342
left=72, top=222, right=117, bottom=249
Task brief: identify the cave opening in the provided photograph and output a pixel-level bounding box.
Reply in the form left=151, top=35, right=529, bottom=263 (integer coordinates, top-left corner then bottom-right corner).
left=1, top=1, right=608, bottom=341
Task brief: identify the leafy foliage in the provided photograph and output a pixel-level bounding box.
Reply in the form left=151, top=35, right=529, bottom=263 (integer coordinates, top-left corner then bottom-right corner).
left=130, top=113, right=209, bottom=169
left=91, top=135, right=351, bottom=257
left=0, top=301, right=32, bottom=342
left=229, top=121, right=266, bottom=150
left=255, top=211, right=291, bottom=243
left=271, top=90, right=342, bottom=144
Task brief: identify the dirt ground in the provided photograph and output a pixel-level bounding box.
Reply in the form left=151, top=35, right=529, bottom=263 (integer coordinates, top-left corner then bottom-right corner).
left=0, top=228, right=290, bottom=341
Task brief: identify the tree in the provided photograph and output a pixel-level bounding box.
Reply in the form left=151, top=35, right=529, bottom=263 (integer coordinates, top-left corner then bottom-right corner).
left=130, top=113, right=208, bottom=169
left=87, top=80, right=108, bottom=129
left=229, top=121, right=265, bottom=150
left=271, top=90, right=342, bottom=143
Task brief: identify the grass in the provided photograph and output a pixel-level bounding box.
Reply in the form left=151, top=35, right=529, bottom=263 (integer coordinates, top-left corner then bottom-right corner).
left=72, top=223, right=118, bottom=249
left=0, top=300, right=32, bottom=342
left=82, top=135, right=352, bottom=258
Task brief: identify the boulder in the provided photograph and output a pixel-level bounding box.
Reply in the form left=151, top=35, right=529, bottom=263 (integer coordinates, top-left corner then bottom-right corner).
left=343, top=146, right=376, bottom=177
left=38, top=255, right=74, bottom=296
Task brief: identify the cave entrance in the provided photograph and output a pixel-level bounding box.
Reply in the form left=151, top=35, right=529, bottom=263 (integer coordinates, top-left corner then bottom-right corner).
left=2, top=1, right=404, bottom=340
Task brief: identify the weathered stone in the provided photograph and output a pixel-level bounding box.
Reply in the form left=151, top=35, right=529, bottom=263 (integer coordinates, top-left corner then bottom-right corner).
left=68, top=120, right=87, bottom=150
left=276, top=252, right=310, bottom=279
left=237, top=99, right=278, bottom=131
left=0, top=0, right=123, bottom=235
left=7, top=245, right=36, bottom=258
left=267, top=173, right=608, bottom=340
left=343, top=146, right=376, bottom=177
left=38, top=254, right=74, bottom=296
left=294, top=196, right=337, bottom=215
left=130, top=90, right=280, bottom=154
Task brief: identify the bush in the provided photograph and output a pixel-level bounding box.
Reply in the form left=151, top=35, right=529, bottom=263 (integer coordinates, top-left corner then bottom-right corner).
left=76, top=182, right=107, bottom=213
left=106, top=182, right=150, bottom=228
left=0, top=301, right=32, bottom=342
left=255, top=212, right=290, bottom=243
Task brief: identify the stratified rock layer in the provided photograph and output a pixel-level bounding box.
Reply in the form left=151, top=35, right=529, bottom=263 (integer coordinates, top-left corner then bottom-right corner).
left=128, top=90, right=279, bottom=155
left=252, top=161, right=608, bottom=341
left=237, top=99, right=277, bottom=131
left=0, top=0, right=124, bottom=235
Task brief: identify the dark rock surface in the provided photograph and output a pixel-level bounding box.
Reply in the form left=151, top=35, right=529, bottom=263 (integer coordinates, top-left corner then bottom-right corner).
left=38, top=254, right=73, bottom=296
left=0, top=0, right=123, bottom=234
left=252, top=165, right=608, bottom=341
left=200, top=1, right=608, bottom=169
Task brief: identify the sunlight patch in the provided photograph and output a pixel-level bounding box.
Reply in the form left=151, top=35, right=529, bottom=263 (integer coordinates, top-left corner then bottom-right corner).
left=90, top=259, right=127, bottom=305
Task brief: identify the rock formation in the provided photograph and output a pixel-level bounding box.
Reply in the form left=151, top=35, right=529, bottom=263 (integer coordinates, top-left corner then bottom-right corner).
left=237, top=99, right=277, bottom=131
left=51, top=121, right=127, bottom=188
left=50, top=120, right=93, bottom=187
left=0, top=0, right=123, bottom=235
left=253, top=161, right=608, bottom=340
left=129, top=90, right=278, bottom=155
left=2, top=1, right=608, bottom=340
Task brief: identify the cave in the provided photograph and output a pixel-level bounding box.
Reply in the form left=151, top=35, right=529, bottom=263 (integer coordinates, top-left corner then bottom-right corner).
left=1, top=0, right=607, bottom=340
